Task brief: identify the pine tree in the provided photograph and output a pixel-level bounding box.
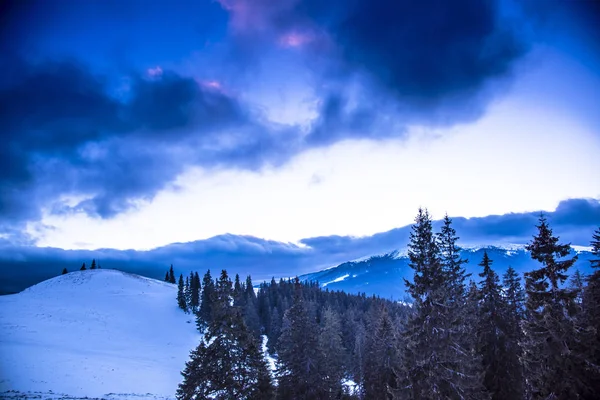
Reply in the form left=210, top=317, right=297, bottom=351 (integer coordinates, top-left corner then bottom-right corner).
left=276, top=278, right=324, bottom=399
left=476, top=251, right=522, bottom=400
left=318, top=307, right=346, bottom=398
left=522, top=215, right=585, bottom=399
left=501, top=266, right=525, bottom=397
left=62, top=268, right=68, bottom=275
left=177, top=270, right=274, bottom=400
left=90, top=259, right=96, bottom=270
left=581, top=227, right=600, bottom=397
left=363, top=306, right=400, bottom=400
left=169, top=264, right=176, bottom=284
left=197, top=270, right=215, bottom=332
left=178, top=274, right=187, bottom=312
left=401, top=208, right=485, bottom=399
left=569, top=269, right=585, bottom=307
left=191, top=272, right=201, bottom=313
left=165, top=271, right=170, bottom=282
left=185, top=275, right=191, bottom=310
left=80, top=262, right=86, bottom=271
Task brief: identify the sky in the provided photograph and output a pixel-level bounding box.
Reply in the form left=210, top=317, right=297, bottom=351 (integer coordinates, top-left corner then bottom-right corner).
left=1, top=0, right=600, bottom=253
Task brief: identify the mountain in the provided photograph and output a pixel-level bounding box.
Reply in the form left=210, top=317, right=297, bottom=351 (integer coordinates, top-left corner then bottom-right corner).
left=0, top=269, right=200, bottom=400
left=299, top=245, right=596, bottom=299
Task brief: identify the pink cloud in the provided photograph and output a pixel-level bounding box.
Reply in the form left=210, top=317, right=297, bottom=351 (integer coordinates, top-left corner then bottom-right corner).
left=147, top=66, right=163, bottom=77
left=279, top=31, right=314, bottom=48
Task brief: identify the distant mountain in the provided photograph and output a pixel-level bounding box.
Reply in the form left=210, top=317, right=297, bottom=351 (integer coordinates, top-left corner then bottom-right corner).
left=299, top=245, right=596, bottom=300
left=0, top=269, right=200, bottom=399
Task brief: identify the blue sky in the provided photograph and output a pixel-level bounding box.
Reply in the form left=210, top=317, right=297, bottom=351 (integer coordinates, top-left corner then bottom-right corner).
left=1, top=0, right=599, bottom=252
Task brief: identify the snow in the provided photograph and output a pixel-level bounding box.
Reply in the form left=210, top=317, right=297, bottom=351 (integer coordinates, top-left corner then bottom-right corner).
left=322, top=274, right=350, bottom=287
left=0, top=269, right=201, bottom=399
left=572, top=245, right=593, bottom=253
left=261, top=335, right=277, bottom=379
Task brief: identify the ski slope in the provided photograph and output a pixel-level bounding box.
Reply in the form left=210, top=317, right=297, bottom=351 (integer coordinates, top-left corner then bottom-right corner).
left=0, top=269, right=200, bottom=399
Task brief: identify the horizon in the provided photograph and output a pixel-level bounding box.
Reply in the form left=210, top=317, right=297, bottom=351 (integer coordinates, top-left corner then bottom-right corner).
left=1, top=0, right=599, bottom=253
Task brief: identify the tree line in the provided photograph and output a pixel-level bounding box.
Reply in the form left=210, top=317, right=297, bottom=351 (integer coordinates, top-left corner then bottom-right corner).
left=174, top=211, right=600, bottom=399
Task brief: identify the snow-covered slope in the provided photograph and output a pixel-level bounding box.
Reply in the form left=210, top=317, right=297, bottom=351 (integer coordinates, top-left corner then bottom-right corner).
left=0, top=269, right=200, bottom=399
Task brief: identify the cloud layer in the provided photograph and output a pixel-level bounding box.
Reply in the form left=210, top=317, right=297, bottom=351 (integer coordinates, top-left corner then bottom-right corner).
left=2, top=198, right=598, bottom=294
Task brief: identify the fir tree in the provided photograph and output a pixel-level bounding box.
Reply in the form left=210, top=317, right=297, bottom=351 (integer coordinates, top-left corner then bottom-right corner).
left=61, top=267, right=68, bottom=275
left=476, top=251, right=522, bottom=400
left=80, top=262, right=86, bottom=271
left=165, top=271, right=170, bottom=282
left=363, top=306, right=399, bottom=400
left=177, top=270, right=274, bottom=400
left=185, top=275, right=191, bottom=310
left=276, top=278, right=324, bottom=399
left=169, top=264, right=176, bottom=284
left=581, top=227, right=600, bottom=397
left=401, top=209, right=485, bottom=399
left=178, top=274, right=187, bottom=312
left=90, top=259, right=96, bottom=270
left=318, top=307, right=346, bottom=398
left=197, top=270, right=215, bottom=332
left=501, top=266, right=525, bottom=397
left=522, top=215, right=585, bottom=399
left=191, top=272, right=201, bottom=313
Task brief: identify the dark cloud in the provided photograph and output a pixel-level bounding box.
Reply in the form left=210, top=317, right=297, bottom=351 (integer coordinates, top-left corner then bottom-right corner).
left=2, top=197, right=598, bottom=294
left=0, top=59, right=291, bottom=229
left=223, top=0, right=527, bottom=130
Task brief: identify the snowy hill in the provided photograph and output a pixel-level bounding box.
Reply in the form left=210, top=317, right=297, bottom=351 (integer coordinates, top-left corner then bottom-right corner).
left=300, top=246, right=596, bottom=300
left=0, top=269, right=200, bottom=399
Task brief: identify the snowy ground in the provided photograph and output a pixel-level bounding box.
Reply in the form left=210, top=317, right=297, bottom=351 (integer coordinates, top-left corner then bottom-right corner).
left=0, top=269, right=200, bottom=400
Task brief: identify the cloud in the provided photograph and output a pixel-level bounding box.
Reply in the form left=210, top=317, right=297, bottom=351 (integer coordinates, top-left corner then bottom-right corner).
left=0, top=59, right=295, bottom=232
left=220, top=0, right=527, bottom=121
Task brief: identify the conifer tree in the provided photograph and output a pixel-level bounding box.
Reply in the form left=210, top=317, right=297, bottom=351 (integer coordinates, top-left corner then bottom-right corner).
left=191, top=272, right=201, bottom=313
left=177, top=270, right=274, bottom=400
left=177, top=274, right=187, bottom=312
left=476, top=251, right=522, bottom=400
left=581, top=227, right=600, bottom=396
left=90, top=259, right=96, bottom=270
left=318, top=307, right=346, bottom=398
left=363, top=306, right=400, bottom=400
left=401, top=208, right=485, bottom=399
left=185, top=275, right=192, bottom=309
left=522, top=215, right=585, bottom=398
left=197, top=270, right=215, bottom=332
left=62, top=267, right=68, bottom=275
left=276, top=278, right=324, bottom=399
left=169, top=264, right=176, bottom=284
left=165, top=271, right=170, bottom=282
left=501, top=266, right=525, bottom=397
left=80, top=262, right=86, bottom=271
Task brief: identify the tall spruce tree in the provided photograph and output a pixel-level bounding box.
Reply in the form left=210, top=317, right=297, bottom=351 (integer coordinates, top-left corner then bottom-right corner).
left=522, top=215, right=586, bottom=399
left=476, top=251, right=522, bottom=399
left=80, top=262, right=86, bottom=271
left=177, top=274, right=187, bottom=312
left=90, top=259, right=96, bottom=270
left=581, top=227, right=600, bottom=397
left=169, top=265, right=176, bottom=284
left=165, top=271, right=170, bottom=282
left=62, top=267, right=68, bottom=275
left=177, top=270, right=274, bottom=400
left=501, top=266, right=525, bottom=397
left=363, top=306, right=400, bottom=400
left=276, top=278, right=324, bottom=399
left=401, top=208, right=485, bottom=399
left=318, top=307, right=346, bottom=399
left=191, top=272, right=201, bottom=313
left=197, top=270, right=215, bottom=332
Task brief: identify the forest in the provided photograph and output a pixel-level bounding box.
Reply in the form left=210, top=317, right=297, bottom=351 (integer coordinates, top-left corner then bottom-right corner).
left=172, top=210, right=600, bottom=400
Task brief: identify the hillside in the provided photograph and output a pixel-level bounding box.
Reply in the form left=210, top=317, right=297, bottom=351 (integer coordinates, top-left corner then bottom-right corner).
left=0, top=269, right=200, bottom=399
